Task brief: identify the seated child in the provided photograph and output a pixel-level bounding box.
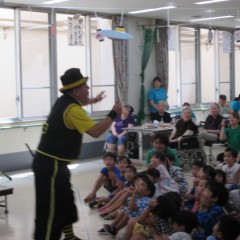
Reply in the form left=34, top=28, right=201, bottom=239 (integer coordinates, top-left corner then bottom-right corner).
left=191, top=179, right=208, bottom=212
left=193, top=181, right=229, bottom=240
left=197, top=165, right=216, bottom=182
left=97, top=165, right=137, bottom=218
left=127, top=192, right=181, bottom=240
left=192, top=164, right=216, bottom=212
left=166, top=153, right=189, bottom=195
left=151, top=210, right=198, bottom=240
left=221, top=148, right=240, bottom=191
left=84, top=152, right=123, bottom=203
left=99, top=174, right=155, bottom=236
left=88, top=156, right=131, bottom=208
left=149, top=152, right=179, bottom=196
left=215, top=169, right=226, bottom=185
left=184, top=160, right=205, bottom=210
left=206, top=215, right=240, bottom=240
left=144, top=167, right=161, bottom=184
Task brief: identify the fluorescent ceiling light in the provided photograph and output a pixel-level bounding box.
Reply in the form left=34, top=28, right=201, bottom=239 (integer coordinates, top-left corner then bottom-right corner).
left=189, top=15, right=234, bottom=22
left=129, top=6, right=176, bottom=14
left=235, top=25, right=240, bottom=28
left=195, top=0, right=229, bottom=4
left=43, top=0, right=68, bottom=4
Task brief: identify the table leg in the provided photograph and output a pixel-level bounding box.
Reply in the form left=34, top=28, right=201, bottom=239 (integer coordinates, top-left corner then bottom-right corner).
left=138, top=132, right=143, bottom=161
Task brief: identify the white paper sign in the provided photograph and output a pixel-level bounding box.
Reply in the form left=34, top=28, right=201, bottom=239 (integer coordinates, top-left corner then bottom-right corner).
left=168, top=26, right=176, bottom=51
left=222, top=31, right=232, bottom=53
left=68, top=17, right=83, bottom=46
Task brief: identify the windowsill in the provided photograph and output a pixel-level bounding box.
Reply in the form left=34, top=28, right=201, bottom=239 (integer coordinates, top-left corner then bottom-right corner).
left=0, top=118, right=46, bottom=130
left=0, top=113, right=107, bottom=130
left=168, top=104, right=210, bottom=113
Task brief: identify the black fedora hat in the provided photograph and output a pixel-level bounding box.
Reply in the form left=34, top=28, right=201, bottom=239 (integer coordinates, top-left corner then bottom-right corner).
left=60, top=68, right=88, bottom=93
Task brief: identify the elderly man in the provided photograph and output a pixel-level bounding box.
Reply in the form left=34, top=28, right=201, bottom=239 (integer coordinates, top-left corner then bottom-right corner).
left=198, top=103, right=223, bottom=151
left=33, top=68, right=122, bottom=240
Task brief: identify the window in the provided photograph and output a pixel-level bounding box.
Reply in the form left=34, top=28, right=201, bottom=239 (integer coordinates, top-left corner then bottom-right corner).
left=218, top=31, right=231, bottom=100
left=0, top=7, right=115, bottom=123
left=20, top=10, right=51, bottom=118
left=90, top=17, right=115, bottom=113
left=234, top=39, right=240, bottom=98
left=180, top=27, right=197, bottom=104
left=0, top=8, right=16, bottom=119
left=200, top=28, right=215, bottom=103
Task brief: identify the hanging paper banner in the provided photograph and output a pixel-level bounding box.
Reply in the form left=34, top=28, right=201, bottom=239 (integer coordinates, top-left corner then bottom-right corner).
left=168, top=26, right=176, bottom=51
left=68, top=17, right=83, bottom=46
left=222, top=31, right=232, bottom=53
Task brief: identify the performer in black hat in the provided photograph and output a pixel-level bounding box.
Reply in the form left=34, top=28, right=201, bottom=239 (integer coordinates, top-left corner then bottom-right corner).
left=32, top=68, right=122, bottom=240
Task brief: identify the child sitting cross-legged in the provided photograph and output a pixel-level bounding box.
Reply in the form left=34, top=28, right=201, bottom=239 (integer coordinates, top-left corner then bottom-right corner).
left=84, top=152, right=124, bottom=203
left=150, top=210, right=198, bottom=240
left=193, top=181, right=229, bottom=240
left=98, top=165, right=137, bottom=219
left=88, top=156, right=133, bottom=209
left=98, top=173, right=155, bottom=237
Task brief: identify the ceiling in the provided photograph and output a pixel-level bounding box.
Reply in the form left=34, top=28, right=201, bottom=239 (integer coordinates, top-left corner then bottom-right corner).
left=3, top=0, right=240, bottom=29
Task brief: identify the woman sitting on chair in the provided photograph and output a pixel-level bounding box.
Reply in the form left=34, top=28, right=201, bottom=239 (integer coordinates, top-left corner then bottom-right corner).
left=106, top=105, right=136, bottom=156
left=169, top=107, right=198, bottom=149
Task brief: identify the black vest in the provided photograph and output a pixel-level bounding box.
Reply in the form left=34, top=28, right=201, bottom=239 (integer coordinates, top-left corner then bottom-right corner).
left=37, top=94, right=82, bottom=160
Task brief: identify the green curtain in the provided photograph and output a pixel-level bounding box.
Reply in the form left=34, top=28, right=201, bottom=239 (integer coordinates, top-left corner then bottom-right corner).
left=137, top=28, right=157, bottom=125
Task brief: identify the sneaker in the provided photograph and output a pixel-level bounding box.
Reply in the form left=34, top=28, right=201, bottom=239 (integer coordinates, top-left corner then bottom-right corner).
left=104, top=224, right=117, bottom=236
left=98, top=227, right=110, bottom=235
left=89, top=200, right=97, bottom=208
left=97, top=202, right=107, bottom=209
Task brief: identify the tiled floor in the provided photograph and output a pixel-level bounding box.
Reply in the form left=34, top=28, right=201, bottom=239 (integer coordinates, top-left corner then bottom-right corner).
left=0, top=150, right=220, bottom=240
left=0, top=159, right=139, bottom=240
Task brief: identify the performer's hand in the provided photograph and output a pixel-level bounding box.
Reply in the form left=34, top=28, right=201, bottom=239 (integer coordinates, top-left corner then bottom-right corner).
left=95, top=91, right=106, bottom=102
left=112, top=101, right=122, bottom=116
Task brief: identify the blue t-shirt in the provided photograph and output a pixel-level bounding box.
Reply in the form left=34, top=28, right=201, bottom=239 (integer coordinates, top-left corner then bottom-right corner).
left=123, top=195, right=151, bottom=218
left=194, top=204, right=225, bottom=240
left=100, top=166, right=122, bottom=179
left=114, top=115, right=135, bottom=134
left=148, top=88, right=168, bottom=113
left=231, top=100, right=240, bottom=112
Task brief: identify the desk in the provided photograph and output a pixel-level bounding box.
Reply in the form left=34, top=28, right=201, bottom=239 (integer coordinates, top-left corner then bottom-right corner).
left=123, top=125, right=174, bottom=162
